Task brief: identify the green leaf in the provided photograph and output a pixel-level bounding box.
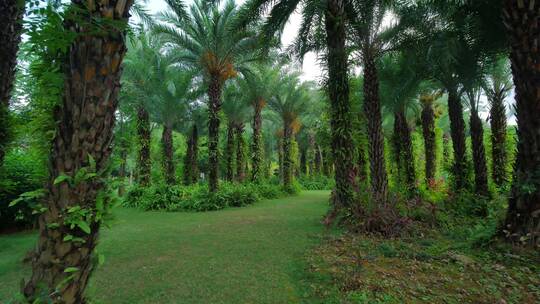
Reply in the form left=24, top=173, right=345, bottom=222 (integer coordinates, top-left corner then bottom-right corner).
left=63, top=234, right=73, bottom=242
left=88, top=154, right=96, bottom=170
left=64, top=267, right=79, bottom=273
left=98, top=253, right=105, bottom=266
left=54, top=174, right=71, bottom=185
left=8, top=197, right=23, bottom=207
left=76, top=221, right=91, bottom=234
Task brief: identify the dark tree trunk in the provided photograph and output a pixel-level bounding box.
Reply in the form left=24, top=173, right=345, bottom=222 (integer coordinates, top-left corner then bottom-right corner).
left=300, top=147, right=307, bottom=175
left=502, top=0, right=540, bottom=246
left=363, top=53, right=388, bottom=202
left=23, top=1, right=133, bottom=302
left=250, top=99, right=264, bottom=182
left=225, top=121, right=235, bottom=181
left=207, top=74, right=223, bottom=192
left=393, top=110, right=416, bottom=193
left=183, top=124, right=199, bottom=185
left=136, top=105, right=151, bottom=186
left=314, top=145, right=322, bottom=175
left=235, top=123, right=246, bottom=182
left=469, top=107, right=489, bottom=196
left=421, top=97, right=437, bottom=187
left=282, top=125, right=293, bottom=190
left=489, top=93, right=508, bottom=187
left=324, top=0, right=356, bottom=215
left=161, top=125, right=175, bottom=185
left=0, top=0, right=24, bottom=167
left=447, top=88, right=469, bottom=191
left=278, top=137, right=283, bottom=181
left=323, top=148, right=333, bottom=176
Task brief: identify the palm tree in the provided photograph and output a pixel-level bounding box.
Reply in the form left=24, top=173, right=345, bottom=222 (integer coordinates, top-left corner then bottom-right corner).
left=0, top=0, right=25, bottom=167
left=183, top=106, right=206, bottom=185
left=237, top=0, right=357, bottom=216
left=155, top=0, right=259, bottom=192
left=483, top=57, right=512, bottom=188
left=267, top=73, right=310, bottom=190
left=502, top=0, right=540, bottom=246
left=419, top=90, right=442, bottom=187
left=23, top=0, right=133, bottom=302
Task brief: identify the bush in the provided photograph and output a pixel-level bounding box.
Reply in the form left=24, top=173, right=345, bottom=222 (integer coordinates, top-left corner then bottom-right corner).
left=123, top=182, right=287, bottom=212
left=298, top=175, right=335, bottom=190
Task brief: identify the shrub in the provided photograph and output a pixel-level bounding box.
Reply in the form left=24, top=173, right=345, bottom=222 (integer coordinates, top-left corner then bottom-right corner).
left=298, top=175, right=335, bottom=190
left=123, top=182, right=287, bottom=212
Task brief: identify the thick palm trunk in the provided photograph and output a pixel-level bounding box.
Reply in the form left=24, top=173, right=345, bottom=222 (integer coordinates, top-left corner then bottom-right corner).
left=278, top=137, right=283, bottom=181
left=23, top=1, right=133, bottom=302
left=489, top=93, right=508, bottom=187
left=393, top=110, right=416, bottom=193
left=0, top=0, right=24, bottom=166
left=421, top=97, right=437, bottom=187
left=208, top=74, right=222, bottom=192
left=250, top=100, right=264, bottom=182
left=225, top=121, right=235, bottom=181
left=183, top=124, right=199, bottom=185
left=282, top=125, right=293, bottom=189
left=324, top=0, right=356, bottom=214
left=502, top=0, right=540, bottom=246
left=161, top=125, right=175, bottom=185
left=469, top=108, right=489, bottom=196
left=363, top=54, right=389, bottom=202
left=447, top=89, right=469, bottom=191
left=137, top=105, right=151, bottom=186
left=235, top=123, right=246, bottom=182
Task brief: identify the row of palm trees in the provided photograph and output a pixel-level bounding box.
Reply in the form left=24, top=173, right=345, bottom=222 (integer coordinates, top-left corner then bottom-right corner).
left=0, top=0, right=539, bottom=302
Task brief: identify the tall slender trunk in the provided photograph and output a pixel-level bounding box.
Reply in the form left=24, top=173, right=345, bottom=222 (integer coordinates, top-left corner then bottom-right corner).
left=0, top=0, right=25, bottom=167
left=469, top=107, right=489, bottom=196
left=363, top=53, right=388, bottom=202
left=300, top=147, right=307, bottom=175
left=393, top=110, right=416, bottom=193
left=207, top=74, right=222, bottom=192
left=282, top=125, right=293, bottom=190
left=447, top=88, right=469, bottom=191
left=277, top=137, right=283, bottom=182
left=502, top=0, right=540, bottom=246
left=324, top=0, right=356, bottom=216
left=489, top=93, right=508, bottom=187
left=235, top=123, right=246, bottom=182
left=225, top=121, right=235, bottom=181
left=183, top=124, right=198, bottom=185
left=23, top=1, right=133, bottom=301
left=137, top=105, right=151, bottom=186
left=250, top=99, right=264, bottom=182
left=161, top=124, right=175, bottom=185
left=421, top=97, right=437, bottom=187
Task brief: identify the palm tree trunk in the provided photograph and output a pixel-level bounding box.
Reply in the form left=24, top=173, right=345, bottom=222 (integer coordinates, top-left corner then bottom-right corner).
left=314, top=145, right=322, bottom=175
left=137, top=105, right=151, bottom=186
left=278, top=137, right=283, bottom=181
left=161, top=125, right=175, bottom=185
left=421, top=98, right=437, bottom=187
left=282, top=125, right=293, bottom=190
left=363, top=53, right=389, bottom=202
left=250, top=100, right=264, bottom=182
left=0, top=0, right=24, bottom=167
left=489, top=93, right=508, bottom=187
left=502, top=0, right=540, bottom=246
left=394, top=110, right=416, bottom=193
left=447, top=88, right=469, bottom=191
left=469, top=107, right=489, bottom=196
left=183, top=124, right=199, bottom=185
left=225, top=121, right=235, bottom=181
left=23, top=1, right=133, bottom=301
left=300, top=147, right=307, bottom=175
left=235, top=123, right=246, bottom=182
left=208, top=74, right=222, bottom=192
left=324, top=0, right=356, bottom=214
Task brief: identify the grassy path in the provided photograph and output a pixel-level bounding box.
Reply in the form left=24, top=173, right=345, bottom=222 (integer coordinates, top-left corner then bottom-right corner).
left=0, top=190, right=330, bottom=303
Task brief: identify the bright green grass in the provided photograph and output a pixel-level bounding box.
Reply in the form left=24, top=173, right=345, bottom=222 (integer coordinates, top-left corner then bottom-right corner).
left=0, top=190, right=330, bottom=303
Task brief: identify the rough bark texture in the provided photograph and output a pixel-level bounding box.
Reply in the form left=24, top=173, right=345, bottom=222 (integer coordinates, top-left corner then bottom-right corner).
left=502, top=0, right=540, bottom=246
left=225, top=121, right=235, bottom=181
left=469, top=108, right=489, bottom=196
left=489, top=93, right=508, bottom=187
left=0, top=0, right=24, bottom=167
left=325, top=0, right=357, bottom=215
left=363, top=54, right=388, bottom=202
left=250, top=99, right=264, bottom=182
left=183, top=124, right=199, bottom=185
left=161, top=125, right=175, bottom=185
left=23, top=0, right=133, bottom=302
left=393, top=110, right=416, bottom=193
left=136, top=105, right=151, bottom=186
left=447, top=89, right=469, bottom=191
left=235, top=123, right=246, bottom=182
left=282, top=126, right=293, bottom=190
left=208, top=74, right=223, bottom=192
left=421, top=97, right=436, bottom=187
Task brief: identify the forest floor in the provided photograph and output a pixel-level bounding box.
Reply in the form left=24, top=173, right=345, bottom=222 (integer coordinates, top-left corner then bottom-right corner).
left=1, top=190, right=539, bottom=303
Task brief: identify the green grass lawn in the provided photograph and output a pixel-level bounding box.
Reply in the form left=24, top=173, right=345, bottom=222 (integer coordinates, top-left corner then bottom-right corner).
left=0, top=190, right=331, bottom=304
